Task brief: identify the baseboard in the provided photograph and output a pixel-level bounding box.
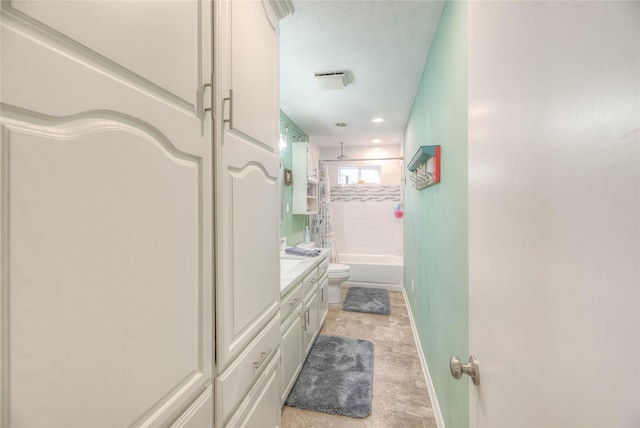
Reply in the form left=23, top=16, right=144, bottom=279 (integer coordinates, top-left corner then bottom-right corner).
left=342, top=281, right=404, bottom=292
left=402, top=289, right=445, bottom=428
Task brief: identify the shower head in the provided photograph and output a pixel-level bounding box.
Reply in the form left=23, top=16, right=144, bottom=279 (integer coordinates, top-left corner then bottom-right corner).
left=337, top=142, right=348, bottom=160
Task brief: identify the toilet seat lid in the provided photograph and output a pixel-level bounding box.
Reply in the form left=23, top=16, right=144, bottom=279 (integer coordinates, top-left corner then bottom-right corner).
left=328, top=263, right=350, bottom=273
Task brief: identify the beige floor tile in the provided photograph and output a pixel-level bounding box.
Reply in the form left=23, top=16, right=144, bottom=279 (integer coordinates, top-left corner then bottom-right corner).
left=281, top=407, right=371, bottom=428
left=281, top=288, right=436, bottom=428
left=361, top=314, right=392, bottom=328
left=370, top=416, right=430, bottom=428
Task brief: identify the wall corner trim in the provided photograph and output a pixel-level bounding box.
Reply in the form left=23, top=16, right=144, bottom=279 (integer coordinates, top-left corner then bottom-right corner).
left=403, top=290, right=446, bottom=428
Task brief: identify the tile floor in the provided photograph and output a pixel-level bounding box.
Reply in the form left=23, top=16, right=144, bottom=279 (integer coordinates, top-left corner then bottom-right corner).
left=281, top=290, right=437, bottom=428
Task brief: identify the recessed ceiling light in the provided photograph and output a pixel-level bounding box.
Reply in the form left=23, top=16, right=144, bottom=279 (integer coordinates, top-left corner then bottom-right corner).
left=335, top=122, right=349, bottom=127
left=372, top=139, right=381, bottom=144
left=372, top=118, right=384, bottom=123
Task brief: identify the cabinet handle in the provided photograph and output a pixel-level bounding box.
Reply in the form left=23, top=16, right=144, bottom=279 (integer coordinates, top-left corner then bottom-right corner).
left=253, top=348, right=272, bottom=370
left=302, top=312, right=306, bottom=331
left=306, top=308, right=310, bottom=325
left=223, top=89, right=233, bottom=128
left=204, top=77, right=214, bottom=115
left=289, top=298, right=299, bottom=307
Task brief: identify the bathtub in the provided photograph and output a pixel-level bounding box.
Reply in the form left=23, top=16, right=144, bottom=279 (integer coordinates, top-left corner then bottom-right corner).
left=338, top=254, right=404, bottom=291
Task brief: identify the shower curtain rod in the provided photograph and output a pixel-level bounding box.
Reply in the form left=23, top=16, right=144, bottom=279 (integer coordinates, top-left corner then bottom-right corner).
left=322, top=157, right=404, bottom=162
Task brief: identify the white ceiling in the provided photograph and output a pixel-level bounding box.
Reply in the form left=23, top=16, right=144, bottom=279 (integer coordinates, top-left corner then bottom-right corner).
left=279, top=0, right=444, bottom=149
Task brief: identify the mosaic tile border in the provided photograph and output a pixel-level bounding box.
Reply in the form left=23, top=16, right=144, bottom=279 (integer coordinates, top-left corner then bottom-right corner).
left=331, top=185, right=401, bottom=202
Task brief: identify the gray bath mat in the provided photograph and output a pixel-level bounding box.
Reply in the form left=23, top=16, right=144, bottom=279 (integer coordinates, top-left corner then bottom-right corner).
left=342, top=286, right=390, bottom=315
left=285, top=335, right=374, bottom=418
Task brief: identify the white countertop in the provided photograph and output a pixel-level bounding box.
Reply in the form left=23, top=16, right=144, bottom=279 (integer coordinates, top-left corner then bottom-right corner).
left=280, top=248, right=330, bottom=296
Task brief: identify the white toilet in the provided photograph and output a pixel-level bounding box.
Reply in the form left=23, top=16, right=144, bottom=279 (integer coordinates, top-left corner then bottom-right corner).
left=327, top=263, right=351, bottom=303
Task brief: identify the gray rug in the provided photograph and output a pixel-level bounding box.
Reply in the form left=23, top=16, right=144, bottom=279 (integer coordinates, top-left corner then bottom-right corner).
left=285, top=335, right=374, bottom=418
left=342, top=286, right=390, bottom=315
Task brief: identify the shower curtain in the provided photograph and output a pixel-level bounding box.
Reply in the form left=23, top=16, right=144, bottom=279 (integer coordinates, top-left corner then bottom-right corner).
left=309, top=160, right=339, bottom=263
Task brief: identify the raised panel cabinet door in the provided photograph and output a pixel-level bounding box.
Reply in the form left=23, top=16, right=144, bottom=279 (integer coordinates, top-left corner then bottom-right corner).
left=307, top=145, right=319, bottom=180
left=318, top=277, right=329, bottom=326
left=0, top=1, right=214, bottom=426
left=280, top=307, right=303, bottom=403
left=303, top=289, right=320, bottom=357
left=215, top=0, right=281, bottom=369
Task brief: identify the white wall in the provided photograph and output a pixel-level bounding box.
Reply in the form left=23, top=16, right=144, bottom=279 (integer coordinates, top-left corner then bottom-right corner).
left=331, top=189, right=403, bottom=256
left=468, top=2, right=639, bottom=427
left=316, top=145, right=404, bottom=257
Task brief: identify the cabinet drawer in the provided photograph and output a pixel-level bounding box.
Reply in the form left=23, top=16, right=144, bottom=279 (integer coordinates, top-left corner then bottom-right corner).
left=225, top=349, right=282, bottom=428
left=280, top=282, right=302, bottom=321
left=302, top=268, right=318, bottom=295
left=281, top=304, right=304, bottom=403
left=215, top=315, right=280, bottom=426
left=318, top=256, right=329, bottom=277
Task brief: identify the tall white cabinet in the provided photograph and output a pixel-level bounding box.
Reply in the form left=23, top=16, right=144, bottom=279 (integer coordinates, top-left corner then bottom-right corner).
left=1, top=0, right=290, bottom=426
left=215, top=0, right=280, bottom=371
left=0, top=1, right=214, bottom=426
left=213, top=1, right=286, bottom=427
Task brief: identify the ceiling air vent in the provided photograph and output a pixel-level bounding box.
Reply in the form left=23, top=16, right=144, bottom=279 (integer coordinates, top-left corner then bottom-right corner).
left=315, top=71, right=347, bottom=90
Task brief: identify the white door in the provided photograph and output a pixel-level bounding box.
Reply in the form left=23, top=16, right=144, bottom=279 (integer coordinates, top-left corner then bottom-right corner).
left=215, top=0, right=281, bottom=369
left=468, top=2, right=639, bottom=427
left=1, top=1, right=214, bottom=426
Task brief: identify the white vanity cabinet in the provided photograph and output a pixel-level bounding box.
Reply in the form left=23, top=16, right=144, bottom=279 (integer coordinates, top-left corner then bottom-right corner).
left=292, top=141, right=320, bottom=214
left=279, top=253, right=329, bottom=404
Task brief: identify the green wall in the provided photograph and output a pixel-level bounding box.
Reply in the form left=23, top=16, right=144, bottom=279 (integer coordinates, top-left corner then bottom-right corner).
left=403, top=2, right=468, bottom=427
left=279, top=111, right=308, bottom=246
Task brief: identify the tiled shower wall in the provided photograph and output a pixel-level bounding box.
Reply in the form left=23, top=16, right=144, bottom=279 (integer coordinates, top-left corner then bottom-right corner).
left=330, top=185, right=403, bottom=256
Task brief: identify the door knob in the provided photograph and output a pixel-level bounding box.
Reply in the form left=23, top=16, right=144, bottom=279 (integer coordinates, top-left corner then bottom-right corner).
left=450, top=355, right=480, bottom=386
